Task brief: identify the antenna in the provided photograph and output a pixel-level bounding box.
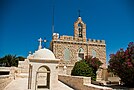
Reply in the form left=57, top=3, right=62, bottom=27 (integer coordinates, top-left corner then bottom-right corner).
left=52, top=0, right=55, bottom=35
left=78, top=10, right=81, bottom=17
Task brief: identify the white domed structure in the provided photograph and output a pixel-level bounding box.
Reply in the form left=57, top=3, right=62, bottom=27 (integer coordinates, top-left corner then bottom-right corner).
left=32, top=48, right=56, bottom=60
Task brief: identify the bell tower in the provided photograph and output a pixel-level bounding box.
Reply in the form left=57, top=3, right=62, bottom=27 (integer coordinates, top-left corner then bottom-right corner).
left=74, top=16, right=87, bottom=42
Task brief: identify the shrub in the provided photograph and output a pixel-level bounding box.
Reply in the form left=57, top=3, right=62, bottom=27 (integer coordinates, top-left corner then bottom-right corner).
left=71, top=56, right=102, bottom=80
left=85, top=56, right=103, bottom=74
left=71, top=60, right=95, bottom=80
left=108, top=42, right=134, bottom=87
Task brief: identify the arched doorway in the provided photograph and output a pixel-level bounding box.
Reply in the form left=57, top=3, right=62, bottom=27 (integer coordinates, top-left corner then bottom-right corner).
left=36, top=66, right=50, bottom=90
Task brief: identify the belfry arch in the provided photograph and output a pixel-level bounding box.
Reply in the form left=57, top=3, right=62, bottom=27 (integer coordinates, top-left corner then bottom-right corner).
left=74, top=17, right=87, bottom=42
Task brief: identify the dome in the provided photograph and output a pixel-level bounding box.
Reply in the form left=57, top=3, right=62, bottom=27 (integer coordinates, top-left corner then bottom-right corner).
left=32, top=48, right=56, bottom=60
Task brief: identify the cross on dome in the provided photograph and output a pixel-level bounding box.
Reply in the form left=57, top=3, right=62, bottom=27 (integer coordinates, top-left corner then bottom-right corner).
left=38, top=38, right=43, bottom=50
left=38, top=38, right=47, bottom=50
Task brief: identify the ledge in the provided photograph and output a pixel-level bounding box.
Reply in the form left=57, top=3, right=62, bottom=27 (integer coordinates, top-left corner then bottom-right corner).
left=29, top=59, right=60, bottom=63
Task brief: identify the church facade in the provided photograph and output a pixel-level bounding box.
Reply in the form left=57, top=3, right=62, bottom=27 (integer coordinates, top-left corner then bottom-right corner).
left=50, top=16, right=106, bottom=75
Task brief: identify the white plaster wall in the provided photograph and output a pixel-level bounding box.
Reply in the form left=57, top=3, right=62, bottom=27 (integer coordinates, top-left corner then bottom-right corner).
left=30, top=62, right=59, bottom=90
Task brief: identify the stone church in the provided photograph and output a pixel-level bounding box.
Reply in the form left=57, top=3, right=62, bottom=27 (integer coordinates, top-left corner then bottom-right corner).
left=50, top=16, right=106, bottom=75
left=2, top=16, right=109, bottom=90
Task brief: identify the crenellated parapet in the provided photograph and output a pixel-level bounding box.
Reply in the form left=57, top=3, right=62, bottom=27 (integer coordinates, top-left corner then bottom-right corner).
left=60, top=35, right=73, bottom=41
left=87, top=39, right=105, bottom=45
left=53, top=33, right=105, bottom=45
left=53, top=33, right=74, bottom=41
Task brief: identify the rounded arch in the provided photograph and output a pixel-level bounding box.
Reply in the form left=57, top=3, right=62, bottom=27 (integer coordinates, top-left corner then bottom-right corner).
left=78, top=47, right=84, bottom=53
left=38, top=65, right=50, bottom=72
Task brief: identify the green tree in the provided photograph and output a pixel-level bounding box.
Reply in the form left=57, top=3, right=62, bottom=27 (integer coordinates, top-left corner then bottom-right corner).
left=71, top=56, right=102, bottom=81
left=108, top=42, right=134, bottom=87
left=71, top=60, right=96, bottom=80
left=17, top=56, right=25, bottom=61
left=0, top=54, right=19, bottom=67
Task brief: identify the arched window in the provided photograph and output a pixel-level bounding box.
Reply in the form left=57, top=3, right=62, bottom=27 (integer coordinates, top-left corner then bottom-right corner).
left=64, top=48, right=70, bottom=61
left=78, top=48, right=84, bottom=60
left=92, top=49, right=96, bottom=58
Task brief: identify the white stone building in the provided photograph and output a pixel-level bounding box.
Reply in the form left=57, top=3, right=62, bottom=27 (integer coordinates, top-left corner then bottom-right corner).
left=27, top=47, right=60, bottom=90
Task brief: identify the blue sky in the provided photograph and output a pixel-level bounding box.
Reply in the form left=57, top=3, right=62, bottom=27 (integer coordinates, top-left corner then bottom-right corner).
left=0, top=0, right=134, bottom=63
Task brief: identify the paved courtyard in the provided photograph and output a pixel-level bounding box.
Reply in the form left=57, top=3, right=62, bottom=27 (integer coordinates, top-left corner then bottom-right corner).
left=4, top=78, right=74, bottom=90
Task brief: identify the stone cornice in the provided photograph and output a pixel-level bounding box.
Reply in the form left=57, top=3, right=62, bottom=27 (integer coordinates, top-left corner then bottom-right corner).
left=29, top=59, right=60, bottom=63
left=52, top=40, right=106, bottom=47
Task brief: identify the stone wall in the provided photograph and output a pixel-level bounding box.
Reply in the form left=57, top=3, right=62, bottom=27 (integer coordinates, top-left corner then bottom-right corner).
left=58, top=64, right=74, bottom=75
left=0, top=75, right=13, bottom=90
left=58, top=75, right=112, bottom=90
left=52, top=41, right=106, bottom=65
left=0, top=67, right=20, bottom=90
left=18, top=59, right=29, bottom=73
